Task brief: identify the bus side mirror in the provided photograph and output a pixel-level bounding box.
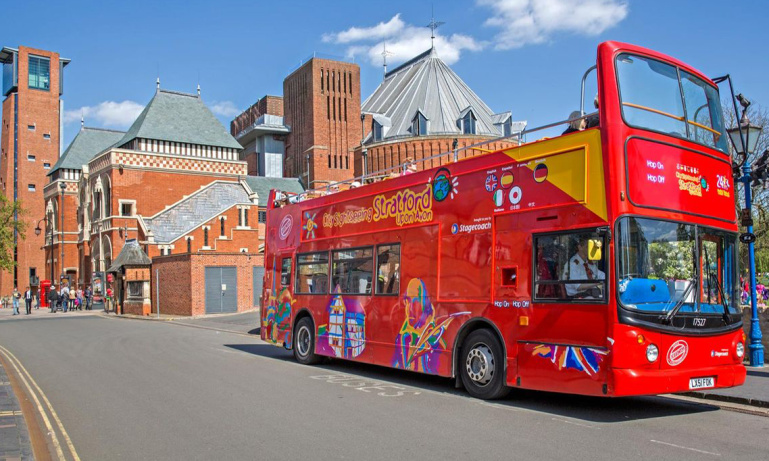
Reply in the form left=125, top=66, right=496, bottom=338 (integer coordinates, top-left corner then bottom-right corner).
left=588, top=239, right=603, bottom=261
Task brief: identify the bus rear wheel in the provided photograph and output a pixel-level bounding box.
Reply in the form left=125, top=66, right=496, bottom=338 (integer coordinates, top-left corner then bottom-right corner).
left=293, top=317, right=321, bottom=365
left=460, top=329, right=509, bottom=400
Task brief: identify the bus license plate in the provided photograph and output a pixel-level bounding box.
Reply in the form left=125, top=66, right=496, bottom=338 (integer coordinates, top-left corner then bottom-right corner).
left=689, top=377, right=715, bottom=390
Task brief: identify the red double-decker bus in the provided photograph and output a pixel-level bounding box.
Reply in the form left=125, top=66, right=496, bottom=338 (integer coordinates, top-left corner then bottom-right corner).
left=261, top=41, right=746, bottom=399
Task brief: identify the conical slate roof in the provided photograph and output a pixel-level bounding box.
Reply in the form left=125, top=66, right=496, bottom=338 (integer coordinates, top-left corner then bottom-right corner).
left=362, top=47, right=509, bottom=142
left=107, top=239, right=151, bottom=273
left=49, top=127, right=125, bottom=175
left=116, top=89, right=242, bottom=150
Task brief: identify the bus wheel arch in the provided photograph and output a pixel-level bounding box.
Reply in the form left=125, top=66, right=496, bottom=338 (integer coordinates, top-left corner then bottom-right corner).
left=453, top=319, right=510, bottom=400
left=293, top=310, right=321, bottom=365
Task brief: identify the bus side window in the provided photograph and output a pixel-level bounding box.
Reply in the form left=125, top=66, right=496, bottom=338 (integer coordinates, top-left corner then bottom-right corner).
left=376, top=244, right=401, bottom=295
left=332, top=247, right=374, bottom=294
left=534, top=231, right=606, bottom=301
left=281, top=258, right=292, bottom=287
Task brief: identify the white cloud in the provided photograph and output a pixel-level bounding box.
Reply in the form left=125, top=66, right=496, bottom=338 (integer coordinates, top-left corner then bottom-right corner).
left=323, top=14, right=405, bottom=44
left=478, top=0, right=629, bottom=49
left=64, top=100, right=144, bottom=128
left=208, top=101, right=241, bottom=118
left=324, top=15, right=486, bottom=67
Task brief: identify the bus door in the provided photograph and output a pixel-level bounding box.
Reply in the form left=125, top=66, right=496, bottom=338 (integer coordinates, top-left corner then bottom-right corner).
left=516, top=226, right=610, bottom=394
left=262, top=251, right=295, bottom=348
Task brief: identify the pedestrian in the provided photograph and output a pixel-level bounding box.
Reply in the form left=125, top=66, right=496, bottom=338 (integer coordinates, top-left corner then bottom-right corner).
left=76, top=287, right=83, bottom=311
left=48, top=284, right=59, bottom=313
left=60, top=285, right=68, bottom=312
left=84, top=285, right=92, bottom=310
left=12, top=286, right=21, bottom=315
left=68, top=288, right=76, bottom=311
left=24, top=286, right=32, bottom=315
left=105, top=287, right=113, bottom=313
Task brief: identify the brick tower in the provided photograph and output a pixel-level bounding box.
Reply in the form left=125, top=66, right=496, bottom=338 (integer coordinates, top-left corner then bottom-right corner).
left=283, top=58, right=361, bottom=188
left=0, top=46, right=69, bottom=293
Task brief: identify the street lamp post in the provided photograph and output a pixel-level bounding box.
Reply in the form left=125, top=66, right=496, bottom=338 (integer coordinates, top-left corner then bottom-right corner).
left=59, top=181, right=66, bottom=287
left=727, top=94, right=765, bottom=367
left=34, top=216, right=54, bottom=290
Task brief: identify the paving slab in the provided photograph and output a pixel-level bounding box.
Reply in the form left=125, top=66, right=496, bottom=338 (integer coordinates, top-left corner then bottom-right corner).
left=0, top=356, right=33, bottom=460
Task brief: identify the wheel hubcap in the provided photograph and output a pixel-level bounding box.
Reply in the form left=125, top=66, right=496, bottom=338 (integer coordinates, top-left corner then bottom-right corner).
left=466, top=344, right=494, bottom=386
left=297, top=326, right=311, bottom=357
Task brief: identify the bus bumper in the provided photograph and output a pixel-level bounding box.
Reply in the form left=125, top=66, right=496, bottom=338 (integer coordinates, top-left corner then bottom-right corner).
left=610, top=364, right=746, bottom=397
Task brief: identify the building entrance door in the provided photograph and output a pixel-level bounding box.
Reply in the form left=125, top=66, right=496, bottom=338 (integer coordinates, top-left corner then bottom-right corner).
left=205, top=267, right=238, bottom=314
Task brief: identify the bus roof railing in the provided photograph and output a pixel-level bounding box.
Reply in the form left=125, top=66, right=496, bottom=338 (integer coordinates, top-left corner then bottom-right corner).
left=273, top=112, right=596, bottom=206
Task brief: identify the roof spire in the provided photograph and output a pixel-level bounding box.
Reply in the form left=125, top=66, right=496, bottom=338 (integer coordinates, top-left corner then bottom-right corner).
left=426, top=5, right=444, bottom=50
left=381, top=41, right=394, bottom=80
left=156, top=77, right=160, bottom=92
left=197, top=84, right=201, bottom=97
left=80, top=110, right=84, bottom=131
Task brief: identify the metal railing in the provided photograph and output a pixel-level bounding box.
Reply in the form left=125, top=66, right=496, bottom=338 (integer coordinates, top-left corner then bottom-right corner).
left=276, top=112, right=596, bottom=204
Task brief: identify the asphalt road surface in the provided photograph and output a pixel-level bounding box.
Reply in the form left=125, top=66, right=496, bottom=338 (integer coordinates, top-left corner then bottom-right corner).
left=0, top=315, right=767, bottom=460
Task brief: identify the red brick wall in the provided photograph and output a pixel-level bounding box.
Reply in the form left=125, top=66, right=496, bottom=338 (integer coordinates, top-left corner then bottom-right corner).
left=152, top=253, right=264, bottom=316
left=0, top=46, right=62, bottom=293
left=283, top=58, right=361, bottom=186
left=230, top=95, right=284, bottom=136
left=43, top=181, right=81, bottom=287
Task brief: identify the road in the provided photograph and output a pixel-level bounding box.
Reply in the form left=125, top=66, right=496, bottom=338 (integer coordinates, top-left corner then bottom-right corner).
left=0, top=314, right=767, bottom=460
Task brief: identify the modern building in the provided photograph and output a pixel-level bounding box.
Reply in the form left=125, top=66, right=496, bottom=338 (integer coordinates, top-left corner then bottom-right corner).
left=230, top=95, right=288, bottom=178
left=356, top=47, right=525, bottom=177
left=0, top=45, right=69, bottom=294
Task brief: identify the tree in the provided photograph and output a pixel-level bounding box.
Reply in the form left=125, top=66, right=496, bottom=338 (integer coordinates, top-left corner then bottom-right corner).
left=0, top=195, right=27, bottom=272
left=722, top=98, right=769, bottom=272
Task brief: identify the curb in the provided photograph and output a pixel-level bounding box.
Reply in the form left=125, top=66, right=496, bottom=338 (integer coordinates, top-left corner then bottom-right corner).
left=683, top=391, right=769, bottom=409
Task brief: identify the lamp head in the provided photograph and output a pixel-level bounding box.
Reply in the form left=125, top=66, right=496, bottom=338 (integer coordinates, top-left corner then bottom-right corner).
left=737, top=93, right=751, bottom=110
left=34, top=226, right=41, bottom=236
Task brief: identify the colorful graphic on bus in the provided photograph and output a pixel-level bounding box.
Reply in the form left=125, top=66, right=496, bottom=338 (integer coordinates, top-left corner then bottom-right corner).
left=530, top=343, right=608, bottom=377
left=500, top=172, right=514, bottom=188
left=262, top=287, right=294, bottom=348
left=533, top=163, right=548, bottom=183
left=392, top=279, right=468, bottom=374
left=317, top=287, right=367, bottom=359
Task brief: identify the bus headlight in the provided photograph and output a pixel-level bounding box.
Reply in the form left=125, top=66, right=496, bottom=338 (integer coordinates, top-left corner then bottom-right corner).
left=736, top=342, right=744, bottom=358
left=646, top=344, right=659, bottom=362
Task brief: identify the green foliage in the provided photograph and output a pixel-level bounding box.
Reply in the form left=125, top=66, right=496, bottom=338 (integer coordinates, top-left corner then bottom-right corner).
left=0, top=195, right=27, bottom=272
left=648, top=241, right=695, bottom=280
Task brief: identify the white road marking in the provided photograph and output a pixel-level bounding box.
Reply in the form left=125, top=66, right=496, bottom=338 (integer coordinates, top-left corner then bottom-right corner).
left=650, top=440, right=721, bottom=456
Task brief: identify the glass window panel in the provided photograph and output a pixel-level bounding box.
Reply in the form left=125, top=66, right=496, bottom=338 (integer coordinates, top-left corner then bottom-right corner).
left=296, top=252, right=329, bottom=294
left=332, top=247, right=373, bottom=294
left=28, top=56, right=50, bottom=90
left=376, top=244, right=400, bottom=295
left=534, top=231, right=606, bottom=301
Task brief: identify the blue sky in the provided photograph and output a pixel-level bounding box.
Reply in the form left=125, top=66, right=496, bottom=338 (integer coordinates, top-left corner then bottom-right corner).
left=2, top=0, right=767, bottom=148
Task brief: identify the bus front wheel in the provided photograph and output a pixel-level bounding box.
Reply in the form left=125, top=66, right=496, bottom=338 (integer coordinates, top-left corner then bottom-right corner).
left=293, top=317, right=321, bottom=365
left=460, top=329, right=510, bottom=400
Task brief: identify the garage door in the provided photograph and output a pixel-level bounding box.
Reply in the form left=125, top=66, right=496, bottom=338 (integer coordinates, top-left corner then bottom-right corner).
left=253, top=266, right=265, bottom=307
left=205, top=267, right=238, bottom=314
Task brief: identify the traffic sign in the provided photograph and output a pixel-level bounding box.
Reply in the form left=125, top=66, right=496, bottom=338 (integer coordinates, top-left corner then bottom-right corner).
left=740, top=233, right=756, bottom=244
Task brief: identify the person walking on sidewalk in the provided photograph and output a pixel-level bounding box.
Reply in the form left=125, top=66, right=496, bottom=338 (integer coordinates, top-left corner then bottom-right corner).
left=49, top=284, right=59, bottom=313
left=12, top=287, right=21, bottom=315
left=61, top=284, right=70, bottom=313
left=84, top=286, right=92, bottom=310
left=69, top=288, right=77, bottom=312
left=24, top=287, right=32, bottom=315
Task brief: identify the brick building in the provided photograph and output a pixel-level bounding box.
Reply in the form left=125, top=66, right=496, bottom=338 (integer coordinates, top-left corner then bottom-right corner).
left=0, top=45, right=69, bottom=294
left=232, top=46, right=521, bottom=190
left=355, top=47, right=525, bottom=177
left=47, top=84, right=303, bottom=314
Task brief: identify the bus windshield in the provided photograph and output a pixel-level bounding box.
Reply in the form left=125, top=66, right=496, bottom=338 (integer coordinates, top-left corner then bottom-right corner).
left=617, top=217, right=739, bottom=314
left=616, top=53, right=728, bottom=153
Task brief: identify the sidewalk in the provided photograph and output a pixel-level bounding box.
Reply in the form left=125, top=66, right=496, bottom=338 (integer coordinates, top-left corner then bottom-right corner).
left=0, top=304, right=103, bottom=321
left=685, top=366, right=769, bottom=408
left=0, top=355, right=33, bottom=460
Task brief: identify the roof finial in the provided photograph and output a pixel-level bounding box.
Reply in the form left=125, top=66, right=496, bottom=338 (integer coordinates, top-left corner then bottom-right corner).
left=80, top=110, right=84, bottom=131
left=197, top=84, right=201, bottom=97
left=426, top=5, right=444, bottom=50
left=156, top=77, right=160, bottom=92
left=381, top=41, right=394, bottom=80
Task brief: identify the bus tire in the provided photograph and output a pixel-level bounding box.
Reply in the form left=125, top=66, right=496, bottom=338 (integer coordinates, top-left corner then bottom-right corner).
left=293, top=317, right=321, bottom=365
left=460, top=329, right=510, bottom=400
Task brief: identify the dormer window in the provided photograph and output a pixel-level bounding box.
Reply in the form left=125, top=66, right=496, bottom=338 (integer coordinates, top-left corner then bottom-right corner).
left=460, top=110, right=477, bottom=135
left=373, top=120, right=383, bottom=142
left=412, top=111, right=428, bottom=136
left=503, top=118, right=512, bottom=137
